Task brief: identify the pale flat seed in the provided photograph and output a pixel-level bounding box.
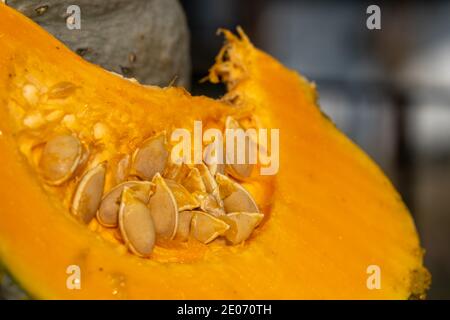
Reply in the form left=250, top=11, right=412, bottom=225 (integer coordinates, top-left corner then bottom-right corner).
left=226, top=162, right=254, bottom=180
left=115, top=154, right=130, bottom=183
left=196, top=163, right=217, bottom=193
left=71, top=162, right=106, bottom=224
left=131, top=132, right=169, bottom=180
left=223, top=186, right=259, bottom=214
left=191, top=211, right=229, bottom=244
left=175, top=210, right=194, bottom=242
left=119, top=187, right=155, bottom=257
left=39, top=134, right=82, bottom=185
left=194, top=164, right=225, bottom=215
left=197, top=192, right=225, bottom=217
left=220, top=212, right=264, bottom=245
left=165, top=179, right=200, bottom=211
left=163, top=160, right=181, bottom=180
left=217, top=173, right=259, bottom=213
left=164, top=159, right=190, bottom=182
left=203, top=142, right=225, bottom=176
left=97, top=181, right=153, bottom=227
left=181, top=167, right=206, bottom=193
left=225, top=116, right=254, bottom=180
left=215, top=173, right=237, bottom=199
left=147, top=173, right=178, bottom=240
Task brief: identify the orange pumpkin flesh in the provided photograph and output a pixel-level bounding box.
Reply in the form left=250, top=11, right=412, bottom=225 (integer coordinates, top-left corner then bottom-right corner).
left=0, top=4, right=429, bottom=299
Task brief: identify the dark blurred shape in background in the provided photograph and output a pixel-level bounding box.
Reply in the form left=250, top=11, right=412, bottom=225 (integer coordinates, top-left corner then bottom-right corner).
left=182, top=0, right=450, bottom=299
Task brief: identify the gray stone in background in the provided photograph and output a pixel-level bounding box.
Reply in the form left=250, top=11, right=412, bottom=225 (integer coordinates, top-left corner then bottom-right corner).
left=7, top=0, right=191, bottom=87
left=0, top=271, right=28, bottom=300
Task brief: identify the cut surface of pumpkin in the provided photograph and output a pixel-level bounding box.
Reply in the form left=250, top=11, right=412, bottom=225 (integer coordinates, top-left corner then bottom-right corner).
left=0, top=4, right=429, bottom=299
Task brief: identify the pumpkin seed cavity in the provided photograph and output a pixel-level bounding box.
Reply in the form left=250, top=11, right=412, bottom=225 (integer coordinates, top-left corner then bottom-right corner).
left=32, top=121, right=264, bottom=258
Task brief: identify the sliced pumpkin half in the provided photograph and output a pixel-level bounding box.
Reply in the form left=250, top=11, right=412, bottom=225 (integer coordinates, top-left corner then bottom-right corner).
left=0, top=4, right=429, bottom=299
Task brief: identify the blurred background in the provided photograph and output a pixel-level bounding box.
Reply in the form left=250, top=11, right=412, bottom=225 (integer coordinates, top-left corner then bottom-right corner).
left=181, top=0, right=450, bottom=299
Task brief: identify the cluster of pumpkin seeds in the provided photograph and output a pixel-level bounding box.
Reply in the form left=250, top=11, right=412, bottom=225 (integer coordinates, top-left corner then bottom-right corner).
left=37, top=117, right=263, bottom=258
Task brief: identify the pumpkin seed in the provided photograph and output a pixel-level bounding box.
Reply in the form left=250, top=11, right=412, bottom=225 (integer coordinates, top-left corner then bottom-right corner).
left=196, top=163, right=217, bottom=193
left=175, top=210, right=193, bottom=242
left=225, top=116, right=254, bottom=180
left=215, top=173, right=237, bottom=199
left=39, top=134, right=82, bottom=185
left=164, top=159, right=190, bottom=182
left=208, top=162, right=225, bottom=177
left=204, top=142, right=225, bottom=176
left=191, top=211, right=229, bottom=244
left=226, top=162, right=254, bottom=180
left=181, top=167, right=206, bottom=193
left=217, top=173, right=259, bottom=213
left=97, top=181, right=154, bottom=227
left=147, top=173, right=178, bottom=240
left=220, top=212, right=264, bottom=245
left=115, top=154, right=130, bottom=183
left=47, top=82, right=77, bottom=99
left=119, top=187, right=155, bottom=257
left=163, top=159, right=181, bottom=180
left=196, top=192, right=225, bottom=217
left=165, top=179, right=200, bottom=211
left=130, top=132, right=169, bottom=180
left=71, top=162, right=106, bottom=224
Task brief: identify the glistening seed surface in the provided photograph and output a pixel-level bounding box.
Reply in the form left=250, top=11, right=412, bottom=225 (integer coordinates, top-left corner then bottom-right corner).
left=39, top=134, right=82, bottom=185
left=71, top=162, right=106, bottom=224
left=119, top=187, right=156, bottom=257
